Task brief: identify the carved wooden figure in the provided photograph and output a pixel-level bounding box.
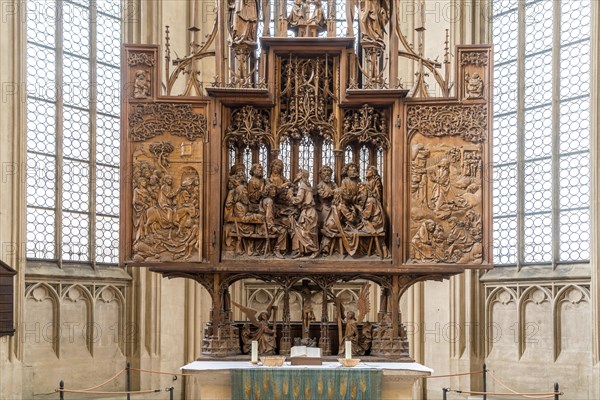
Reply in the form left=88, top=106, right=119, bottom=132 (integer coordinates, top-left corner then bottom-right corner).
left=121, top=28, right=492, bottom=360
left=336, top=283, right=371, bottom=356
left=233, top=293, right=279, bottom=355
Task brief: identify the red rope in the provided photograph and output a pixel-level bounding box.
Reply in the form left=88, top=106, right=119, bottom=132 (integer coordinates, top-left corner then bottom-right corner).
left=451, top=389, right=561, bottom=398
left=424, top=370, right=484, bottom=379
left=129, top=367, right=197, bottom=377
left=56, top=388, right=162, bottom=395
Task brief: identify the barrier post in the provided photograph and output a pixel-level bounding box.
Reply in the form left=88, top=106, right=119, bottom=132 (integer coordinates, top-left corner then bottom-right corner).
left=554, top=382, right=559, bottom=400
left=169, top=386, right=174, bottom=400
left=442, top=387, right=449, bottom=400
left=482, top=363, right=487, bottom=400
left=59, top=380, right=64, bottom=400
left=126, top=362, right=131, bottom=400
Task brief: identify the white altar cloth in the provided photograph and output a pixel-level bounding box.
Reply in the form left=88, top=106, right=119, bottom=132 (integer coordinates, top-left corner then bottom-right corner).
left=182, top=360, right=433, bottom=375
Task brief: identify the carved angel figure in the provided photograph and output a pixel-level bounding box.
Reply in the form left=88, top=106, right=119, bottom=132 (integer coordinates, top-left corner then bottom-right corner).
left=336, top=283, right=371, bottom=356
left=232, top=294, right=279, bottom=355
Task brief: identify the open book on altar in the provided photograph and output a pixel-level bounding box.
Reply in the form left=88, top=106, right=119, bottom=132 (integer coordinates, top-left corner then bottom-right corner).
left=290, top=346, right=321, bottom=358
left=290, top=346, right=322, bottom=364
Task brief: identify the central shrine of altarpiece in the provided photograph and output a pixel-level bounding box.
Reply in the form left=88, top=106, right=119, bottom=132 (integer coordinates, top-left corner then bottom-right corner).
left=120, top=3, right=492, bottom=360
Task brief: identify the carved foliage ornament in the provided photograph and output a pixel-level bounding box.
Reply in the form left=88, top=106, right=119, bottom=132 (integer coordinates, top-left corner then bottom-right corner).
left=406, top=105, right=487, bottom=143
left=127, top=52, right=156, bottom=67
left=224, top=106, right=272, bottom=147
left=278, top=57, right=336, bottom=140
left=129, top=103, right=207, bottom=142
left=460, top=51, right=488, bottom=67
left=342, top=105, right=389, bottom=149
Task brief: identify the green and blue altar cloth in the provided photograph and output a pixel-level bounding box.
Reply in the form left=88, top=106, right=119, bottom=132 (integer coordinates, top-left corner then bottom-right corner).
left=232, top=367, right=382, bottom=400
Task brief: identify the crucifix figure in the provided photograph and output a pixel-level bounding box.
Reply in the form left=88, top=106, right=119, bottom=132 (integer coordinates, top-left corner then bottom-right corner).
left=290, top=279, right=320, bottom=342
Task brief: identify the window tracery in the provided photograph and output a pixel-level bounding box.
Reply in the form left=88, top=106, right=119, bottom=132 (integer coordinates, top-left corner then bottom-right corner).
left=26, top=0, right=121, bottom=264
left=492, top=0, right=591, bottom=266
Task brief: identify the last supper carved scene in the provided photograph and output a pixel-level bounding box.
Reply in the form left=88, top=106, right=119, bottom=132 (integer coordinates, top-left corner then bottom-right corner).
left=120, top=0, right=492, bottom=359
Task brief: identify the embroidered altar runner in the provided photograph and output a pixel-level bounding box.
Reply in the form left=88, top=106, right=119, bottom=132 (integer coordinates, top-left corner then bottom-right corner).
left=231, top=367, right=382, bottom=400
left=182, top=361, right=432, bottom=399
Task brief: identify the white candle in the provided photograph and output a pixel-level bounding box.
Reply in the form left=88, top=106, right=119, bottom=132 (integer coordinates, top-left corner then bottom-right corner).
left=251, top=341, right=258, bottom=364
left=345, top=341, right=352, bottom=359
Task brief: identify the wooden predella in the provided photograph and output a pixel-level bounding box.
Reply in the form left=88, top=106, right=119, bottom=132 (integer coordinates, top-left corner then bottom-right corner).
left=120, top=0, right=492, bottom=360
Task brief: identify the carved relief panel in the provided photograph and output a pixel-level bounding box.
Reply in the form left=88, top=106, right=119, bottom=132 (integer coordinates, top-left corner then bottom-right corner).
left=121, top=46, right=209, bottom=265
left=406, top=104, right=489, bottom=265
left=457, top=47, right=492, bottom=102
left=220, top=51, right=392, bottom=261
left=125, top=47, right=159, bottom=101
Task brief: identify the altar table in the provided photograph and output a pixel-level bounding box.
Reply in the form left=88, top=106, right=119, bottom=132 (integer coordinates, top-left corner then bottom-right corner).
left=181, top=361, right=432, bottom=400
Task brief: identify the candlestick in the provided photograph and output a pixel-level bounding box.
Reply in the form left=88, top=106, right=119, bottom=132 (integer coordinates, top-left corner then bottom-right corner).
left=251, top=341, right=258, bottom=364
left=345, top=340, right=352, bottom=359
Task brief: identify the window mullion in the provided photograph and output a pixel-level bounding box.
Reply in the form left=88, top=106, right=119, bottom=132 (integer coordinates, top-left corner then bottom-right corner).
left=551, top=0, right=561, bottom=269
left=55, top=0, right=64, bottom=268
left=89, top=0, right=98, bottom=268
left=516, top=0, right=526, bottom=270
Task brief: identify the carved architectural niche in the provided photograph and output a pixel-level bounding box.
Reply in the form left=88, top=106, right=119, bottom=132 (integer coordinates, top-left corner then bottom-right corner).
left=23, top=280, right=127, bottom=358
left=457, top=46, right=492, bottom=101
left=484, top=282, right=591, bottom=361
left=124, top=46, right=159, bottom=100
left=406, top=103, right=490, bottom=265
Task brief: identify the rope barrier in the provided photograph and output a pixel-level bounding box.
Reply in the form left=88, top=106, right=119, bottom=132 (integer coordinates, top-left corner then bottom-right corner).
left=69, top=367, right=127, bottom=392
left=487, top=370, right=560, bottom=399
left=450, top=389, right=562, bottom=398
left=55, top=388, right=163, bottom=395
left=424, top=370, right=484, bottom=379
left=128, top=367, right=196, bottom=377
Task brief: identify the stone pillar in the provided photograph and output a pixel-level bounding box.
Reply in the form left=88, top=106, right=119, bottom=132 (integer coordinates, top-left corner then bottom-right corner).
left=590, top=0, right=600, bottom=396
left=0, top=1, right=27, bottom=397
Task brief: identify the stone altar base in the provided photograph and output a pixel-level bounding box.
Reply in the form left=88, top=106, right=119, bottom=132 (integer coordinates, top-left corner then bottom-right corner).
left=181, top=361, right=432, bottom=400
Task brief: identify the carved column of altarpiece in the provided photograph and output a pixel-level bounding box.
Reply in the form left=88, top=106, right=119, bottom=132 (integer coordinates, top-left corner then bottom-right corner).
left=120, top=18, right=492, bottom=360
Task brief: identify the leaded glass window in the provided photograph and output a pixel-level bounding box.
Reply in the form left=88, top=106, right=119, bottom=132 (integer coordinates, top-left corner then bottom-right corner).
left=492, top=0, right=591, bottom=266
left=243, top=146, right=253, bottom=181
left=280, top=137, right=292, bottom=179
left=376, top=147, right=384, bottom=180
left=322, top=137, right=334, bottom=171
left=345, top=145, right=353, bottom=164
left=259, top=144, right=269, bottom=174
left=359, top=145, right=370, bottom=180
left=26, top=0, right=122, bottom=264
left=298, top=136, right=315, bottom=183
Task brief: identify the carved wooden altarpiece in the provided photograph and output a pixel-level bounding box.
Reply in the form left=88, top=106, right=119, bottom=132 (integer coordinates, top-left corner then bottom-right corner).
left=120, top=2, right=492, bottom=360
